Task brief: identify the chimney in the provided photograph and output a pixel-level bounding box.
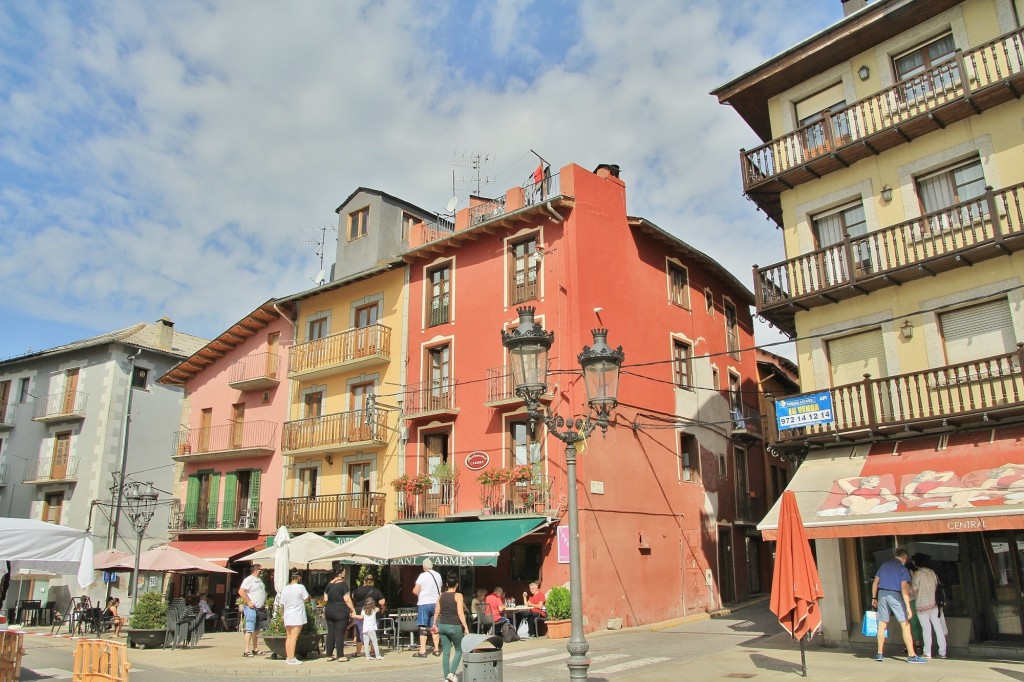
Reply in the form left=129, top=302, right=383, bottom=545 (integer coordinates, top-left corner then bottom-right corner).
left=594, top=163, right=621, bottom=179
left=156, top=317, right=174, bottom=350
left=841, top=0, right=868, bottom=16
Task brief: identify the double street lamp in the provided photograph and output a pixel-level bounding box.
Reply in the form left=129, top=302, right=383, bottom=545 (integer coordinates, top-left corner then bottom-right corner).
left=123, top=481, right=159, bottom=610
left=501, top=306, right=624, bottom=681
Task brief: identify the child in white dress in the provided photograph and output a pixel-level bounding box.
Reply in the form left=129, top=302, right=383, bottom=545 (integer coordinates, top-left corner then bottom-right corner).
left=352, top=597, right=383, bottom=660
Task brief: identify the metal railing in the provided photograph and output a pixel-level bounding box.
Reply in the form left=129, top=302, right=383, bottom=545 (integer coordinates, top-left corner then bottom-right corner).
left=173, top=420, right=277, bottom=456
left=0, top=403, right=15, bottom=425
left=396, top=482, right=457, bottom=520
left=282, top=410, right=389, bottom=453
left=23, top=457, right=80, bottom=482
left=480, top=475, right=554, bottom=515
left=736, top=493, right=764, bottom=523
left=510, top=265, right=539, bottom=305
left=428, top=295, right=450, bottom=326
left=0, top=462, right=6, bottom=486
left=755, top=182, right=1024, bottom=312
left=742, top=27, right=1024, bottom=191
left=168, top=500, right=262, bottom=531
left=289, top=323, right=392, bottom=375
left=403, top=380, right=457, bottom=416
left=730, top=404, right=763, bottom=439
left=33, top=391, right=87, bottom=419
left=228, top=352, right=280, bottom=384
left=485, top=366, right=516, bottom=402
left=408, top=217, right=456, bottom=247
left=771, top=345, right=1024, bottom=445
left=277, top=493, right=386, bottom=529
left=469, top=196, right=507, bottom=226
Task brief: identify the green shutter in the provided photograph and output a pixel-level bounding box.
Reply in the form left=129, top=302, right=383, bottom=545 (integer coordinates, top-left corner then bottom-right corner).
left=185, top=475, right=199, bottom=524
left=222, top=472, right=238, bottom=526
left=248, top=470, right=261, bottom=511
left=208, top=472, right=221, bottom=527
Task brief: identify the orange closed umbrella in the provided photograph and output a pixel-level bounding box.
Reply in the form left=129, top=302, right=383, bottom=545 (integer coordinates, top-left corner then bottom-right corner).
left=769, top=490, right=824, bottom=677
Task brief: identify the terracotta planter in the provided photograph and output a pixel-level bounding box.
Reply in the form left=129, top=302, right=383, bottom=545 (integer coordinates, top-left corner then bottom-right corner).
left=261, top=633, right=322, bottom=660
left=545, top=619, right=571, bottom=639
left=437, top=504, right=451, bottom=517
left=127, top=629, right=166, bottom=649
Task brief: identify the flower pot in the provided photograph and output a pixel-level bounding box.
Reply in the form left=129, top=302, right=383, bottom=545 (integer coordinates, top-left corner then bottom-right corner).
left=437, top=504, right=451, bottom=517
left=127, top=629, right=166, bottom=649
left=262, top=633, right=322, bottom=660
left=545, top=619, right=571, bottom=639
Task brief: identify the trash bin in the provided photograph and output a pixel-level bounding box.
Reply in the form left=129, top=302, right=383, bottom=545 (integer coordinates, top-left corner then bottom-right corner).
left=462, top=633, right=504, bottom=681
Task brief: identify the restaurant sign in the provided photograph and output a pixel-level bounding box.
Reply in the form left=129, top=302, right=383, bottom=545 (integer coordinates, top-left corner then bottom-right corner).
left=776, top=392, right=834, bottom=431
left=465, top=451, right=490, bottom=471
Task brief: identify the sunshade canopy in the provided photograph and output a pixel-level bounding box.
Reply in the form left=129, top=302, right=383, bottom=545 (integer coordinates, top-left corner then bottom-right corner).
left=394, top=518, right=547, bottom=567
left=0, top=518, right=94, bottom=588
left=769, top=491, right=824, bottom=641
left=93, top=549, right=135, bottom=571
left=242, top=532, right=338, bottom=569
left=314, top=524, right=464, bottom=563
left=138, top=545, right=234, bottom=573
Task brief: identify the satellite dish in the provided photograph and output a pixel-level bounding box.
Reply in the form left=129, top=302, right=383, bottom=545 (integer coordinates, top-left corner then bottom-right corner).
left=446, top=196, right=458, bottom=213
left=313, top=269, right=327, bottom=286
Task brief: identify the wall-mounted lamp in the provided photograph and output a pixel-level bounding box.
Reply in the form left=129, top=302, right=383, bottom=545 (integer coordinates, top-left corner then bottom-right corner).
left=858, top=65, right=871, bottom=81
left=900, top=320, right=914, bottom=340
left=881, top=185, right=894, bottom=203
left=324, top=454, right=333, bottom=466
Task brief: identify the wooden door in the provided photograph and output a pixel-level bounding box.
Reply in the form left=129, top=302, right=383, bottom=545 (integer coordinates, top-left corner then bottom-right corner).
left=351, top=383, right=372, bottom=440
left=266, top=332, right=280, bottom=377
left=62, top=369, right=79, bottom=414
left=355, top=304, right=379, bottom=356
left=230, top=403, right=245, bottom=448
left=0, top=380, right=9, bottom=422
left=51, top=432, right=70, bottom=480
left=199, top=408, right=213, bottom=452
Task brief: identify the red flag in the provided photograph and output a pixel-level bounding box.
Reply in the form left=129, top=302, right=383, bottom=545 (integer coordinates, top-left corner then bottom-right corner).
left=532, top=164, right=544, bottom=184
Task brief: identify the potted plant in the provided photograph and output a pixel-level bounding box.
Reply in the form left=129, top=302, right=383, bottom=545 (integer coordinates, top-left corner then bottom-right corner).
left=544, top=585, right=571, bottom=639
left=261, top=601, right=325, bottom=660
left=127, top=590, right=168, bottom=649
left=432, top=462, right=456, bottom=516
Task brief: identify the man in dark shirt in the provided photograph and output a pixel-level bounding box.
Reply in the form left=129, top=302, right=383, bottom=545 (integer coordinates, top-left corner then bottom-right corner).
left=872, top=548, right=927, bottom=664
left=352, top=574, right=386, bottom=657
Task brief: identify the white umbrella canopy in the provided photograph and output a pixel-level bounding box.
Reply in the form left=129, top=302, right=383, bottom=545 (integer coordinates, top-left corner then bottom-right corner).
left=272, top=526, right=291, bottom=595
left=137, top=546, right=234, bottom=574
left=314, top=524, right=464, bottom=563
left=0, top=518, right=94, bottom=588
left=241, top=532, right=337, bottom=569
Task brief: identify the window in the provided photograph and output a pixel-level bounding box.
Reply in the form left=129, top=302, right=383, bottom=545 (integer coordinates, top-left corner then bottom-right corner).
left=734, top=445, right=748, bottom=516
left=828, top=329, right=888, bottom=386
left=297, top=466, right=318, bottom=498
left=428, top=264, right=451, bottom=326
left=673, top=340, right=692, bottom=388
left=427, top=344, right=451, bottom=406
left=131, top=366, right=149, bottom=390
left=940, top=299, right=1015, bottom=366
left=705, top=289, right=714, bottom=315
left=51, top=432, right=71, bottom=480
left=916, top=158, right=987, bottom=231
left=402, top=212, right=418, bottom=242
left=724, top=301, right=740, bottom=360
left=711, top=365, right=720, bottom=391
left=509, top=235, right=540, bottom=304
left=718, top=453, right=728, bottom=478
left=43, top=492, right=64, bottom=524
left=18, top=377, right=29, bottom=403
left=797, top=97, right=849, bottom=157
left=223, top=469, right=260, bottom=528
left=680, top=433, right=699, bottom=482
left=62, top=368, right=79, bottom=414
left=729, top=373, right=743, bottom=425
left=307, top=316, right=328, bottom=341
left=894, top=33, right=958, bottom=100
left=510, top=421, right=541, bottom=469
left=349, top=462, right=372, bottom=496
left=348, top=207, right=369, bottom=240
left=424, top=432, right=451, bottom=499
left=185, top=471, right=219, bottom=528
left=0, top=381, right=8, bottom=422
left=668, top=263, right=689, bottom=308
left=354, top=303, right=380, bottom=356
left=812, top=201, right=870, bottom=280
left=303, top=391, right=323, bottom=419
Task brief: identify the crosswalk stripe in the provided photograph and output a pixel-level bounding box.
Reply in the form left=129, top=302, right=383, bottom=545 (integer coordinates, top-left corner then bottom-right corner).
left=26, top=668, right=72, bottom=679
left=590, top=656, right=672, bottom=674
left=509, top=652, right=568, bottom=666
left=501, top=647, right=558, bottom=660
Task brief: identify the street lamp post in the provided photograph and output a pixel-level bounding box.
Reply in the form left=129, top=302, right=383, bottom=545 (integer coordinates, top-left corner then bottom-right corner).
left=124, top=481, right=158, bottom=610
left=502, top=306, right=624, bottom=681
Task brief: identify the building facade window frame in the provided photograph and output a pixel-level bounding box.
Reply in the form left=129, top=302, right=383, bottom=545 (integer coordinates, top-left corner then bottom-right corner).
left=426, top=261, right=453, bottom=327
left=672, top=337, right=693, bottom=389
left=506, top=231, right=542, bottom=306
left=348, top=206, right=369, bottom=241
left=667, top=259, right=690, bottom=309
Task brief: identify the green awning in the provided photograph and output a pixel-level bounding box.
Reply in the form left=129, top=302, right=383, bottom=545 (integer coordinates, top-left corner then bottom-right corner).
left=394, top=517, right=549, bottom=567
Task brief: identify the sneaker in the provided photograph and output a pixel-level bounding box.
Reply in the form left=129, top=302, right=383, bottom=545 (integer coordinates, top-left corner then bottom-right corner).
left=447, top=674, right=458, bottom=682
left=937, top=654, right=947, bottom=659
left=873, top=654, right=884, bottom=662
left=376, top=656, right=384, bottom=660
left=907, top=656, right=927, bottom=664
left=286, top=658, right=303, bottom=665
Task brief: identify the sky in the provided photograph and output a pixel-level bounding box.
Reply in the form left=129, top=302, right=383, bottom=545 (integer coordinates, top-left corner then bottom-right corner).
left=0, top=0, right=845, bottom=361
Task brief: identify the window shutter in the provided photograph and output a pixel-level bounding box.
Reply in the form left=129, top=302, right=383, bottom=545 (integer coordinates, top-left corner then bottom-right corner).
left=207, top=473, right=220, bottom=527
left=185, top=475, right=199, bottom=525
left=828, top=329, right=888, bottom=385
left=248, top=470, right=261, bottom=511
left=221, top=472, right=238, bottom=527
left=941, top=299, right=1015, bottom=364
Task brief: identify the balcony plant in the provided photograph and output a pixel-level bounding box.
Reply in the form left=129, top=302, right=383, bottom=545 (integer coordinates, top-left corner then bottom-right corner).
left=432, top=462, right=456, bottom=515
left=390, top=473, right=433, bottom=495
left=476, top=468, right=508, bottom=486
left=262, top=601, right=325, bottom=660
left=544, top=585, right=571, bottom=639
left=127, top=590, right=168, bottom=649
left=509, top=464, right=535, bottom=483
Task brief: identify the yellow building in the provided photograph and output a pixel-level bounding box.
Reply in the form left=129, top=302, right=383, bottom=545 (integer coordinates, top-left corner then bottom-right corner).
left=716, top=0, right=1024, bottom=651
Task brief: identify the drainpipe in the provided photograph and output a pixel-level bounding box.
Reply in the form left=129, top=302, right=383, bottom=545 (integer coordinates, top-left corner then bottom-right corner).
left=543, top=201, right=564, bottom=222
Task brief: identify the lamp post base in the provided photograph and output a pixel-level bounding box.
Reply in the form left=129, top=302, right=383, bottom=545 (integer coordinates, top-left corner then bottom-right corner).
left=567, top=640, right=590, bottom=680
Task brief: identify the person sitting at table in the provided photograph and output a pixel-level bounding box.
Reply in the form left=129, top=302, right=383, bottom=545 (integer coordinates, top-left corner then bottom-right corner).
left=103, top=598, right=125, bottom=637
left=522, top=582, right=546, bottom=636
left=484, top=587, right=509, bottom=631
left=470, top=589, right=488, bottom=624
left=198, top=594, right=218, bottom=628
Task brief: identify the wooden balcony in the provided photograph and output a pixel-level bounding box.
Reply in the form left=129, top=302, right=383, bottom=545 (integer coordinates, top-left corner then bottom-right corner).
left=172, top=420, right=277, bottom=462
left=168, top=500, right=262, bottom=533
left=730, top=405, right=764, bottom=442
left=755, top=182, right=1024, bottom=336
left=395, top=483, right=457, bottom=520
left=277, top=493, right=386, bottom=530
left=228, top=352, right=281, bottom=391
left=0, top=403, right=15, bottom=431
left=287, top=323, right=392, bottom=380
left=403, top=380, right=459, bottom=420
left=24, top=457, right=80, bottom=484
left=32, top=391, right=87, bottom=423
left=770, top=345, right=1024, bottom=448
left=281, top=410, right=389, bottom=456
left=742, top=27, right=1024, bottom=224
left=480, top=476, right=555, bottom=516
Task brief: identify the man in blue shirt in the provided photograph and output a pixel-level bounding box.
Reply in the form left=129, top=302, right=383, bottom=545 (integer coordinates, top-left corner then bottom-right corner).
left=871, top=549, right=927, bottom=663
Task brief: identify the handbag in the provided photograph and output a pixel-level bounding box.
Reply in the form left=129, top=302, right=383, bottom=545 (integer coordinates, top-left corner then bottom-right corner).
left=861, top=610, right=889, bottom=638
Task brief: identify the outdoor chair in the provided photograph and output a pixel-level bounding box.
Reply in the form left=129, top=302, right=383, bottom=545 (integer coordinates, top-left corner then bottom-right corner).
left=474, top=605, right=494, bottom=635
left=186, top=611, right=205, bottom=647
left=377, top=616, right=398, bottom=651
left=165, top=601, right=193, bottom=650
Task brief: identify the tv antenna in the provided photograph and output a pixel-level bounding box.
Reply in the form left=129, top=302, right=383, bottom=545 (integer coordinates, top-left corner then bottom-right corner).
left=300, top=224, right=336, bottom=286
left=451, top=151, right=495, bottom=196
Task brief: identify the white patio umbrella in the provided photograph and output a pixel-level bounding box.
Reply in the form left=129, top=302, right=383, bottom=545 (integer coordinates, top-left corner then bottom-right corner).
left=272, top=526, right=291, bottom=596
left=313, top=524, right=463, bottom=563
left=241, top=532, right=336, bottom=570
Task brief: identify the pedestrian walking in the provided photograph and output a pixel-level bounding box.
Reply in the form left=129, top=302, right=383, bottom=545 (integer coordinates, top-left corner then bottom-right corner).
left=871, top=548, right=927, bottom=664
left=911, top=553, right=947, bottom=659
left=412, top=559, right=442, bottom=657
left=432, top=571, right=470, bottom=682
left=238, top=564, right=267, bottom=657
left=280, top=571, right=310, bottom=666
left=353, top=597, right=384, bottom=660
left=323, top=567, right=355, bottom=662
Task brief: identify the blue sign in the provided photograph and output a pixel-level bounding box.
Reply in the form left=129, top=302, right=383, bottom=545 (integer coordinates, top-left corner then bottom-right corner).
left=776, top=392, right=834, bottom=431
left=102, top=571, right=118, bottom=584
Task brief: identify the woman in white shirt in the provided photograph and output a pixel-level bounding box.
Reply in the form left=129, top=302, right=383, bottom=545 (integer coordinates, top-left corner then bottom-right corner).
left=280, top=572, right=310, bottom=665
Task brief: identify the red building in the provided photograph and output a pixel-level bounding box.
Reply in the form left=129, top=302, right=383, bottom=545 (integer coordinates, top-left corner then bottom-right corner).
left=394, top=163, right=767, bottom=628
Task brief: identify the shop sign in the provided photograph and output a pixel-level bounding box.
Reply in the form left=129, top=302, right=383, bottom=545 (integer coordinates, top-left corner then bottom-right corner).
left=776, top=392, right=834, bottom=431
left=465, top=451, right=490, bottom=470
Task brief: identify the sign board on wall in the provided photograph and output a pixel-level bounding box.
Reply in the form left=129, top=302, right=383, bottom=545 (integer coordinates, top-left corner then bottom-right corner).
left=465, top=451, right=490, bottom=471
left=775, top=392, right=834, bottom=431
left=557, top=526, right=570, bottom=564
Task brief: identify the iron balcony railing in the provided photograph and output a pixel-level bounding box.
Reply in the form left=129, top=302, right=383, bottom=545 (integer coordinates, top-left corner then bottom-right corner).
left=168, top=500, right=262, bottom=532
left=228, top=352, right=281, bottom=386
left=403, top=380, right=457, bottom=417
left=173, top=420, right=278, bottom=457
left=736, top=492, right=764, bottom=523
left=755, top=183, right=1024, bottom=332
left=742, top=27, right=1024, bottom=193
left=0, top=462, right=7, bottom=486
left=730, top=404, right=764, bottom=440
left=288, top=323, right=392, bottom=376
left=33, top=391, right=87, bottom=420
left=408, top=217, right=456, bottom=247
left=469, top=173, right=563, bottom=227
left=281, top=410, right=389, bottom=453
left=429, top=294, right=450, bottom=326
left=771, top=345, right=1024, bottom=446
left=396, top=481, right=457, bottom=520
left=277, top=492, right=386, bottom=529
left=510, top=264, right=540, bottom=305
left=24, top=457, right=80, bottom=483
left=480, top=475, right=555, bottom=516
